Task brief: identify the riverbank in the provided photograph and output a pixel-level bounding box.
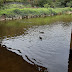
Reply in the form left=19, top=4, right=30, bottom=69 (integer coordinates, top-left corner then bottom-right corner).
left=0, top=14, right=72, bottom=72
left=0, top=44, right=47, bottom=72
left=0, top=4, right=72, bottom=21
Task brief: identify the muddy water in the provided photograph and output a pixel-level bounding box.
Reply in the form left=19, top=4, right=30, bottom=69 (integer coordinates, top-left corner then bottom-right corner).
left=0, top=15, right=72, bottom=72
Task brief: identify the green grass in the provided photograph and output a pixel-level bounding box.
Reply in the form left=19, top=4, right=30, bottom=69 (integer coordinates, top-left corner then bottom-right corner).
left=0, top=4, right=72, bottom=17
left=0, top=14, right=72, bottom=37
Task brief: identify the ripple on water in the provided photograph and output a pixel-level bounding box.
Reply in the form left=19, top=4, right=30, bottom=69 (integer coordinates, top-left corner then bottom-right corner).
left=1, top=22, right=72, bottom=72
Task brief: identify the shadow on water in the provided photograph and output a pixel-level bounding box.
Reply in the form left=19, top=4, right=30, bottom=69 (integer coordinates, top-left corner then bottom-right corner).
left=0, top=15, right=72, bottom=72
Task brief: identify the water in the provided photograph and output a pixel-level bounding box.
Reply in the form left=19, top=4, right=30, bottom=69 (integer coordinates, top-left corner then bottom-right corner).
left=0, top=15, right=72, bottom=72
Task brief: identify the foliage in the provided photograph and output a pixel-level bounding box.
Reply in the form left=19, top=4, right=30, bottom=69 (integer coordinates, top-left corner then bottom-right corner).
left=37, top=0, right=72, bottom=7
left=44, top=4, right=50, bottom=8
left=54, top=2, right=61, bottom=8
left=0, top=1, right=72, bottom=18
left=66, top=1, right=72, bottom=7
left=0, top=4, right=72, bottom=18
left=13, top=9, right=22, bottom=14
left=0, top=0, right=72, bottom=8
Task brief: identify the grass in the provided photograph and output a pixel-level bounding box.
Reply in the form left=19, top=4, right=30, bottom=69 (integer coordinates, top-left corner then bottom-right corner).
left=1, top=14, right=72, bottom=26
left=0, top=4, right=72, bottom=17
left=0, top=14, right=72, bottom=37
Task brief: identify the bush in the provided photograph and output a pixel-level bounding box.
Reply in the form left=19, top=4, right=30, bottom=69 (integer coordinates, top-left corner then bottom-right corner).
left=54, top=2, right=61, bottom=8
left=44, top=4, right=50, bottom=8
left=26, top=4, right=32, bottom=8
left=66, top=1, right=72, bottom=7
left=13, top=9, right=22, bottom=14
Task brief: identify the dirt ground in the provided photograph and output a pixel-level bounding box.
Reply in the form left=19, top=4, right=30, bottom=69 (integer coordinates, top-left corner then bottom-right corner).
left=0, top=44, right=47, bottom=72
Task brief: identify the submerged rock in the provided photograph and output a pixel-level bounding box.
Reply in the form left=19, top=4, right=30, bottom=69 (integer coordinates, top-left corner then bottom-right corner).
left=39, top=31, right=44, bottom=34
left=39, top=36, right=42, bottom=40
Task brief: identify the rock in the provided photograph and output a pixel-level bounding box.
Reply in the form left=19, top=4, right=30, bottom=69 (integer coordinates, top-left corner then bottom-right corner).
left=2, top=45, right=7, bottom=48
left=0, top=18, right=5, bottom=21
left=0, top=14, right=6, bottom=21
left=26, top=16, right=31, bottom=19
left=37, top=15, right=39, bottom=17
left=39, top=31, right=44, bottom=34
left=32, top=15, right=34, bottom=18
left=66, top=11, right=72, bottom=14
left=6, top=18, right=12, bottom=20
left=19, top=16, right=22, bottom=19
left=51, top=14, right=54, bottom=16
left=39, top=36, right=42, bottom=40
left=22, top=16, right=26, bottom=18
left=13, top=17, right=17, bottom=20
left=48, top=15, right=50, bottom=16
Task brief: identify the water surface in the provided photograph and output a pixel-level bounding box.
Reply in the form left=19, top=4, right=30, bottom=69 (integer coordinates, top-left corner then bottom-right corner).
left=0, top=15, right=72, bottom=72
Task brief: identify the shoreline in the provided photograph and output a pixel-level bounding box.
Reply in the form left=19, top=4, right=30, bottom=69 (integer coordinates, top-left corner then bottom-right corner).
left=0, top=11, right=72, bottom=21
left=0, top=44, right=48, bottom=72
left=0, top=7, right=72, bottom=21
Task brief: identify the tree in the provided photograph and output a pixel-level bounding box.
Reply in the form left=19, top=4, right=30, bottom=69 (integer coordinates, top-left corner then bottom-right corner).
left=37, top=0, right=50, bottom=7
left=66, top=1, right=72, bottom=7
left=44, top=4, right=50, bottom=8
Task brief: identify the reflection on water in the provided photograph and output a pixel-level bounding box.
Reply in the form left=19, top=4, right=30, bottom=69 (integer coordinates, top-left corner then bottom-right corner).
left=0, top=15, right=72, bottom=72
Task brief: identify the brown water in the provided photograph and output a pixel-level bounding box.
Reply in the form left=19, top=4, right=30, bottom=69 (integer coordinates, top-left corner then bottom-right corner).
left=0, top=15, right=72, bottom=72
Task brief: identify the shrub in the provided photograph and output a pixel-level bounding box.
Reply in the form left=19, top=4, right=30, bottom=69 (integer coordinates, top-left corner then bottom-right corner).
left=66, top=1, right=72, bottom=7
left=13, top=9, right=22, bottom=14
left=26, top=4, right=32, bottom=8
left=44, top=4, right=50, bottom=8
left=54, top=2, right=61, bottom=8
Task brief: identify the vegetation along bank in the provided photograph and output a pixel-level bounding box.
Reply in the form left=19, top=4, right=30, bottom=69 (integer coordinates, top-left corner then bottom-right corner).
left=0, top=3, right=72, bottom=21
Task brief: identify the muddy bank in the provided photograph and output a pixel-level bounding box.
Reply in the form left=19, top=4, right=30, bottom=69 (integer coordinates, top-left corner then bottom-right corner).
left=0, top=44, right=47, bottom=72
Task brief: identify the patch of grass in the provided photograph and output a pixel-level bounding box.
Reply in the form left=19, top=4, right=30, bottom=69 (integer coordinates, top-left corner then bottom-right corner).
left=0, top=4, right=72, bottom=18
left=52, top=7, right=72, bottom=13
